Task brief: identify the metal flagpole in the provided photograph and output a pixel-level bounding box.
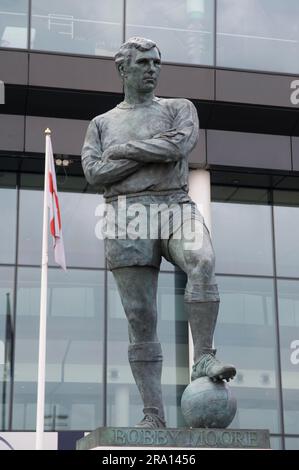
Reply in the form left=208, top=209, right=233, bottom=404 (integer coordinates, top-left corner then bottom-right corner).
left=35, top=128, right=51, bottom=450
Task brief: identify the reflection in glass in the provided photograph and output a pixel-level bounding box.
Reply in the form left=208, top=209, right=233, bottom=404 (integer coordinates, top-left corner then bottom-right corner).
left=217, top=0, right=299, bottom=74
left=126, top=0, right=214, bottom=65
left=212, top=186, right=270, bottom=205
left=13, top=267, right=104, bottom=430
left=215, top=276, right=281, bottom=433
left=0, top=188, right=16, bottom=264
left=0, top=0, right=28, bottom=48
left=0, top=267, right=14, bottom=431
left=274, top=205, right=299, bottom=277
left=107, top=271, right=188, bottom=427
left=285, top=437, right=299, bottom=450
left=31, top=0, right=123, bottom=56
left=212, top=202, right=273, bottom=275
left=18, top=189, right=105, bottom=268
left=277, top=280, right=299, bottom=435
left=269, top=436, right=282, bottom=450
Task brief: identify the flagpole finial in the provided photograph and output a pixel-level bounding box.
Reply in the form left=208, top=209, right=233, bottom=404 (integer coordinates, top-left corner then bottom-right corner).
left=45, top=128, right=51, bottom=135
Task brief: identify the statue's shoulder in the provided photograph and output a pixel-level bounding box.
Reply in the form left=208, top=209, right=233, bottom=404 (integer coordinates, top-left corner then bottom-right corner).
left=156, top=96, right=195, bottom=110
left=91, top=105, right=122, bottom=126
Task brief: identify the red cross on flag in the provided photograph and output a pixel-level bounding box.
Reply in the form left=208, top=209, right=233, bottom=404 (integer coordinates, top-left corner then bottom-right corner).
left=46, top=130, right=66, bottom=271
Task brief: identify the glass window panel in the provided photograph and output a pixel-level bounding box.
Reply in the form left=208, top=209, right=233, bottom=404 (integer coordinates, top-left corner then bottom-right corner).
left=0, top=0, right=28, bottom=49
left=212, top=202, right=273, bottom=275
left=0, top=171, right=17, bottom=188
left=217, top=0, right=299, bottom=74
left=270, top=436, right=283, bottom=450
left=273, top=190, right=299, bottom=206
left=277, top=280, right=299, bottom=435
left=0, top=187, right=16, bottom=264
left=31, top=0, right=123, bottom=56
left=215, top=276, right=281, bottom=433
left=18, top=189, right=105, bottom=268
left=212, top=186, right=270, bottom=205
left=20, top=173, right=44, bottom=190
left=285, top=437, right=299, bottom=450
left=13, top=267, right=104, bottom=430
left=107, top=271, right=188, bottom=427
left=274, top=205, right=299, bottom=277
left=20, top=172, right=96, bottom=194
left=126, top=0, right=215, bottom=65
left=0, top=267, right=14, bottom=430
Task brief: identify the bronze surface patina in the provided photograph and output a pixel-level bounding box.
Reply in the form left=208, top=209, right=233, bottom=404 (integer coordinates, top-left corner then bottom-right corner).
left=82, top=37, right=236, bottom=429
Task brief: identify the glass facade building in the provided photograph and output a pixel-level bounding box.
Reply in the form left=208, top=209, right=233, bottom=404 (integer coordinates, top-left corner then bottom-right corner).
left=1, top=177, right=299, bottom=449
left=1, top=0, right=299, bottom=73
left=1, top=0, right=299, bottom=451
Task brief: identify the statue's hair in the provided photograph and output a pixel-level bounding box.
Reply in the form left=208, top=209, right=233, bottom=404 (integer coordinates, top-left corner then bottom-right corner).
left=115, top=37, right=161, bottom=69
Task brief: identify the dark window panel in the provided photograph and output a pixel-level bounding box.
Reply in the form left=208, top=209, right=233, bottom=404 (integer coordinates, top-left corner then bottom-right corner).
left=207, top=130, right=292, bottom=171
left=0, top=50, right=28, bottom=84
left=0, top=115, right=25, bottom=152
left=25, top=117, right=89, bottom=155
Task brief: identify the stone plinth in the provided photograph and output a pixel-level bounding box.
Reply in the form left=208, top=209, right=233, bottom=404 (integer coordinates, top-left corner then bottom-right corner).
left=76, top=427, right=270, bottom=450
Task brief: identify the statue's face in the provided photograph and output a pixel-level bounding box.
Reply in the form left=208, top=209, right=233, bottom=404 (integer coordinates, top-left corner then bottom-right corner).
left=122, top=47, right=161, bottom=93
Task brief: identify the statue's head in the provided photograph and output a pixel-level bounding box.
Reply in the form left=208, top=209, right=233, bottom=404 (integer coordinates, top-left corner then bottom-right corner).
left=115, top=37, right=161, bottom=93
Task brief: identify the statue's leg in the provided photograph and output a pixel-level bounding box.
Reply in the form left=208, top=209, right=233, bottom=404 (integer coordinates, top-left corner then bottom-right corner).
left=167, top=221, right=236, bottom=382
left=112, top=265, right=166, bottom=428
